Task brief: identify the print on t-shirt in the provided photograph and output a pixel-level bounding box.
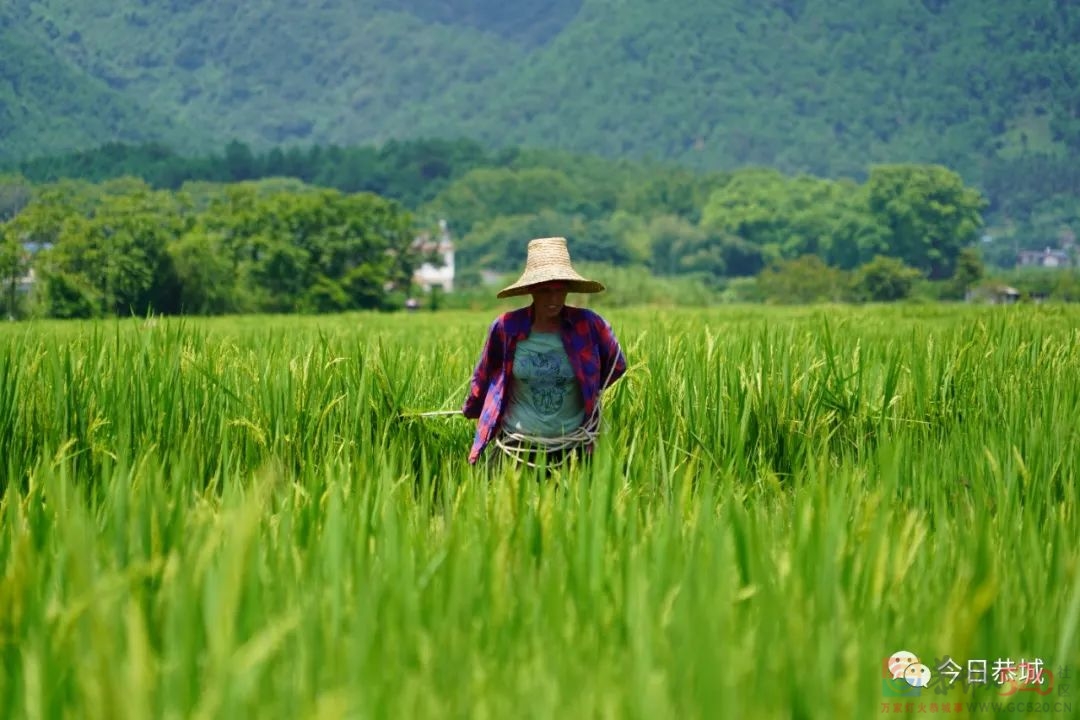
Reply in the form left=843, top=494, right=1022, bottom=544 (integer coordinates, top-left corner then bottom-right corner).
left=504, top=332, right=584, bottom=437
left=517, top=346, right=575, bottom=413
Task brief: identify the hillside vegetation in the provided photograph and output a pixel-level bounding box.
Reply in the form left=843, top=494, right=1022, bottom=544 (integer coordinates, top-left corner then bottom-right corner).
left=4, top=0, right=1079, bottom=181
left=0, top=12, right=193, bottom=156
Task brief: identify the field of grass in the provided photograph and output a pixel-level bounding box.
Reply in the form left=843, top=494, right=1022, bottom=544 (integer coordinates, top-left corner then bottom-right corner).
left=1, top=303, right=1079, bottom=720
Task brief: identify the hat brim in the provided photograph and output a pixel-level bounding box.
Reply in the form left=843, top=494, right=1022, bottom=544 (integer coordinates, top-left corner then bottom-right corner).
left=497, top=277, right=606, bottom=299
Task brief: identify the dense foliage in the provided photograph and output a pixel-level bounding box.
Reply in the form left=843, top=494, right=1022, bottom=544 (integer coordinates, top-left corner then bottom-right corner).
left=1, top=177, right=421, bottom=318
left=6, top=0, right=1080, bottom=170
left=2, top=0, right=1079, bottom=247
left=1, top=149, right=1009, bottom=319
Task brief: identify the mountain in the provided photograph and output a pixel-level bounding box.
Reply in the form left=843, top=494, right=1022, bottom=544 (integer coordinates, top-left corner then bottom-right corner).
left=2, top=0, right=1079, bottom=181
left=0, top=9, right=194, bottom=158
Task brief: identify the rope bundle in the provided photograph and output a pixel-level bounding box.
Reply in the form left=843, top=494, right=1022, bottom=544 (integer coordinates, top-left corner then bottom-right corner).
left=494, top=412, right=602, bottom=468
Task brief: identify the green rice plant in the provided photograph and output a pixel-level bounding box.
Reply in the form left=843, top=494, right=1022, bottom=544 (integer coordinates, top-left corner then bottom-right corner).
left=0, top=303, right=1078, bottom=719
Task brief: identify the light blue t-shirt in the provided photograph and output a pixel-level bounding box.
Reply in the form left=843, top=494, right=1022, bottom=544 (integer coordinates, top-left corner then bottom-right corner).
left=503, top=332, right=585, bottom=437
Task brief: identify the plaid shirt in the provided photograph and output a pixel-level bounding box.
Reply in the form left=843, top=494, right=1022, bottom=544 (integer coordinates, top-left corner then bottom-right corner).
left=462, top=304, right=627, bottom=464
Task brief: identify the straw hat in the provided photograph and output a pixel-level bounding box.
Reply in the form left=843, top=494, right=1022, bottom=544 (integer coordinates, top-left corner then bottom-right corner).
left=497, top=237, right=606, bottom=299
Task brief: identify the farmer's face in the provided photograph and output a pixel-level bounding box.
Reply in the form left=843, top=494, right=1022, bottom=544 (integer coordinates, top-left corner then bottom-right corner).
left=530, top=282, right=568, bottom=323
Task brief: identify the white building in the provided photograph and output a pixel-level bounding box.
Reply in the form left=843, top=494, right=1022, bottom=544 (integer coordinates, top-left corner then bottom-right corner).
left=15, top=266, right=36, bottom=295
left=412, top=219, right=455, bottom=292
left=12, top=241, right=47, bottom=295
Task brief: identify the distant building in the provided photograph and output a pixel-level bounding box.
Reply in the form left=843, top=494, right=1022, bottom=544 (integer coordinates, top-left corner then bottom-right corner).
left=15, top=266, right=36, bottom=295
left=966, top=284, right=1020, bottom=305
left=412, top=219, right=454, bottom=292
left=11, top=241, right=48, bottom=295
left=1017, top=247, right=1072, bottom=268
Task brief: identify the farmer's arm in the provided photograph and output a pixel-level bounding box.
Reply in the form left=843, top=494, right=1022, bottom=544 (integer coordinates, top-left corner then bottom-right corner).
left=462, top=317, right=504, bottom=419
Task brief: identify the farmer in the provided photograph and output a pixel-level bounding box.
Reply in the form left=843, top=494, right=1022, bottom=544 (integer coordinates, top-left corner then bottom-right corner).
left=462, top=237, right=627, bottom=467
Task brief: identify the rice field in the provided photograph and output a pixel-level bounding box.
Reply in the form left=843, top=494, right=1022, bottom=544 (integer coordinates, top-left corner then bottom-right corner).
left=1, top=303, right=1079, bottom=720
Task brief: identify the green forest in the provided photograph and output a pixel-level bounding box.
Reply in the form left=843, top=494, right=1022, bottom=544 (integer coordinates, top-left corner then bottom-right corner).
left=2, top=1, right=1078, bottom=318
left=5, top=0, right=1080, bottom=171
left=6, top=138, right=1078, bottom=321
left=2, top=1, right=1078, bottom=244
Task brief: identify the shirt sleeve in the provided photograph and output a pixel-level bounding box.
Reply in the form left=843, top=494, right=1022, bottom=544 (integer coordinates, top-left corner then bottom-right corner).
left=595, top=314, right=627, bottom=389
left=462, top=315, right=504, bottom=419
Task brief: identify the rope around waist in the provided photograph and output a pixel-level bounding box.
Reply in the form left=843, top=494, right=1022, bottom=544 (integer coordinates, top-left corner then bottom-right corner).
left=494, top=412, right=602, bottom=456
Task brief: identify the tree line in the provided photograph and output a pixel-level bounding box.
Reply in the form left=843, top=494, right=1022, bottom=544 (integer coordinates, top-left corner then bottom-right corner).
left=0, top=138, right=1022, bottom=319
left=10, top=136, right=1069, bottom=253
